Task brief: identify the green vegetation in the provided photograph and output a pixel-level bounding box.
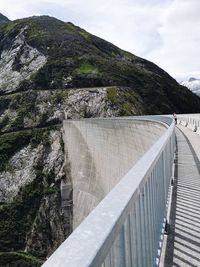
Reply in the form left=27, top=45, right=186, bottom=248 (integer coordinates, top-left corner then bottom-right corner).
left=0, top=127, right=59, bottom=260
left=0, top=115, right=10, bottom=131
left=0, top=252, right=43, bottom=267
left=52, top=90, right=68, bottom=105
left=0, top=131, right=32, bottom=172
left=0, top=21, right=16, bottom=36
left=0, top=128, right=52, bottom=172
left=107, top=87, right=118, bottom=105
left=74, top=63, right=99, bottom=76
left=107, top=87, right=144, bottom=115
left=9, top=110, right=25, bottom=129
left=9, top=92, right=37, bottom=112
left=30, top=128, right=51, bottom=148
left=0, top=162, right=57, bottom=259
left=0, top=172, right=44, bottom=251
left=79, top=30, right=90, bottom=40
left=0, top=90, right=66, bottom=132
left=0, top=92, right=38, bottom=131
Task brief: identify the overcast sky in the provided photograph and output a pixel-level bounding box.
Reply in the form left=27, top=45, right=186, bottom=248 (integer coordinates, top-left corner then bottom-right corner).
left=1, top=0, right=200, bottom=81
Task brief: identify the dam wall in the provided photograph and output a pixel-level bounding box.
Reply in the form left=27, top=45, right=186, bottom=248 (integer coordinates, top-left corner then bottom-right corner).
left=63, top=118, right=167, bottom=229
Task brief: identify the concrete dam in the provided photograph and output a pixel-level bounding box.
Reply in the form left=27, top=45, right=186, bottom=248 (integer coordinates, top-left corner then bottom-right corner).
left=63, top=118, right=167, bottom=229
left=43, top=114, right=200, bottom=267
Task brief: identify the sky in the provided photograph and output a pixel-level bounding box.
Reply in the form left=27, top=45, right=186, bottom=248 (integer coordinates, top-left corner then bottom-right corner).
left=1, top=0, right=200, bottom=81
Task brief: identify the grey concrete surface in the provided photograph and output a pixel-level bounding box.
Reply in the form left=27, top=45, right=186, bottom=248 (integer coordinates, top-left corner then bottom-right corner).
left=178, top=114, right=200, bottom=134
left=63, top=119, right=166, bottom=229
left=164, top=126, right=200, bottom=267
left=178, top=124, right=200, bottom=161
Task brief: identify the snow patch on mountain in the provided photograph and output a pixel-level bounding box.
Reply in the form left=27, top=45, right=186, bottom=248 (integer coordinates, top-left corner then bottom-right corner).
left=181, top=77, right=200, bottom=96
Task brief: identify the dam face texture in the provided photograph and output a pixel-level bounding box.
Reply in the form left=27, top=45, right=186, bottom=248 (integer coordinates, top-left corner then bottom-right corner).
left=63, top=119, right=166, bottom=229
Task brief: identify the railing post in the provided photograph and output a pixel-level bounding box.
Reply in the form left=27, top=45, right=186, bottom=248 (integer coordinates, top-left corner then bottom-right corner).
left=135, top=196, right=143, bottom=267
left=124, top=216, right=132, bottom=267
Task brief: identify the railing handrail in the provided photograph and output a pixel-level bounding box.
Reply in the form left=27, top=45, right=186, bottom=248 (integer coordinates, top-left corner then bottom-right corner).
left=42, top=116, right=175, bottom=267
left=177, top=114, right=200, bottom=131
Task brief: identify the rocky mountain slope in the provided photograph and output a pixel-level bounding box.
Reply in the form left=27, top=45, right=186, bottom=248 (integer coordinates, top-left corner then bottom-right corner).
left=0, top=13, right=200, bottom=267
left=0, top=85, right=140, bottom=266
left=180, top=77, right=200, bottom=96
left=0, top=15, right=200, bottom=113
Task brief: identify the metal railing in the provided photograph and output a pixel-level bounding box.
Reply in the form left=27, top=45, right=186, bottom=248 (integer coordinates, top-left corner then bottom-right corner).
left=178, top=114, right=200, bottom=132
left=42, top=116, right=175, bottom=267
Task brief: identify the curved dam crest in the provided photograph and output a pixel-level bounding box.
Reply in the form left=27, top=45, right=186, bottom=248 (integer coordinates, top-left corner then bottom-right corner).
left=63, top=118, right=167, bottom=229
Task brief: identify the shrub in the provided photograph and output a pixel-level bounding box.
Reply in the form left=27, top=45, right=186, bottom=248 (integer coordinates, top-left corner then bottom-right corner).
left=0, top=252, right=43, bottom=267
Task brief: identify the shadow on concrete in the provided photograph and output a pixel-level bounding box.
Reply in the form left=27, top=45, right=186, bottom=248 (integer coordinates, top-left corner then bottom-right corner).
left=164, top=129, right=200, bottom=267
left=164, top=137, right=178, bottom=267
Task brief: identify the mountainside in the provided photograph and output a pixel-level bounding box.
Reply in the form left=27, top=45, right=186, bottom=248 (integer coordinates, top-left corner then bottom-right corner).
left=0, top=15, right=200, bottom=113
left=1, top=14, right=200, bottom=266
left=180, top=77, right=200, bottom=96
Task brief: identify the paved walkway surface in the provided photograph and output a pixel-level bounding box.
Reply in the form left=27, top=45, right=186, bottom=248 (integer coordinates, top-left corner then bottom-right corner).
left=164, top=125, right=200, bottom=267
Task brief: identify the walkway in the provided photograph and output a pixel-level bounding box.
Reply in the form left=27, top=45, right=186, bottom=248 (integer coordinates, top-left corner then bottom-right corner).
left=164, top=125, right=200, bottom=267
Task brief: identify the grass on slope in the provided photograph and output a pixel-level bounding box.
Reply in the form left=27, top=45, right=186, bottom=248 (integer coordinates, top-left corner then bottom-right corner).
left=0, top=252, right=43, bottom=267
left=107, top=86, right=144, bottom=115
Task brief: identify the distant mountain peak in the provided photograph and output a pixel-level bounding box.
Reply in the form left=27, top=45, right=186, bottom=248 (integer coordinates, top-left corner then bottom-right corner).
left=0, top=13, right=10, bottom=24
left=188, top=77, right=197, bottom=82
left=180, top=77, right=200, bottom=97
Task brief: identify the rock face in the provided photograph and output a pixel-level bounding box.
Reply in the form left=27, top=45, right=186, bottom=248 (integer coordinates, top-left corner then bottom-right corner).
left=0, top=27, right=47, bottom=94
left=0, top=144, right=42, bottom=202
left=65, top=87, right=144, bottom=119
left=24, top=130, right=71, bottom=258
left=0, top=130, right=64, bottom=204
left=0, top=90, right=67, bottom=133
left=0, top=129, right=72, bottom=261
left=25, top=189, right=66, bottom=258
left=65, top=88, right=117, bottom=119
left=180, top=77, right=200, bottom=96
left=0, top=86, right=144, bottom=134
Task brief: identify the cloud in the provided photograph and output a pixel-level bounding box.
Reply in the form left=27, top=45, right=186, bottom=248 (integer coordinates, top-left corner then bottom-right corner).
left=147, top=0, right=200, bottom=80
left=0, top=0, right=199, bottom=80
left=0, top=0, right=168, bottom=56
